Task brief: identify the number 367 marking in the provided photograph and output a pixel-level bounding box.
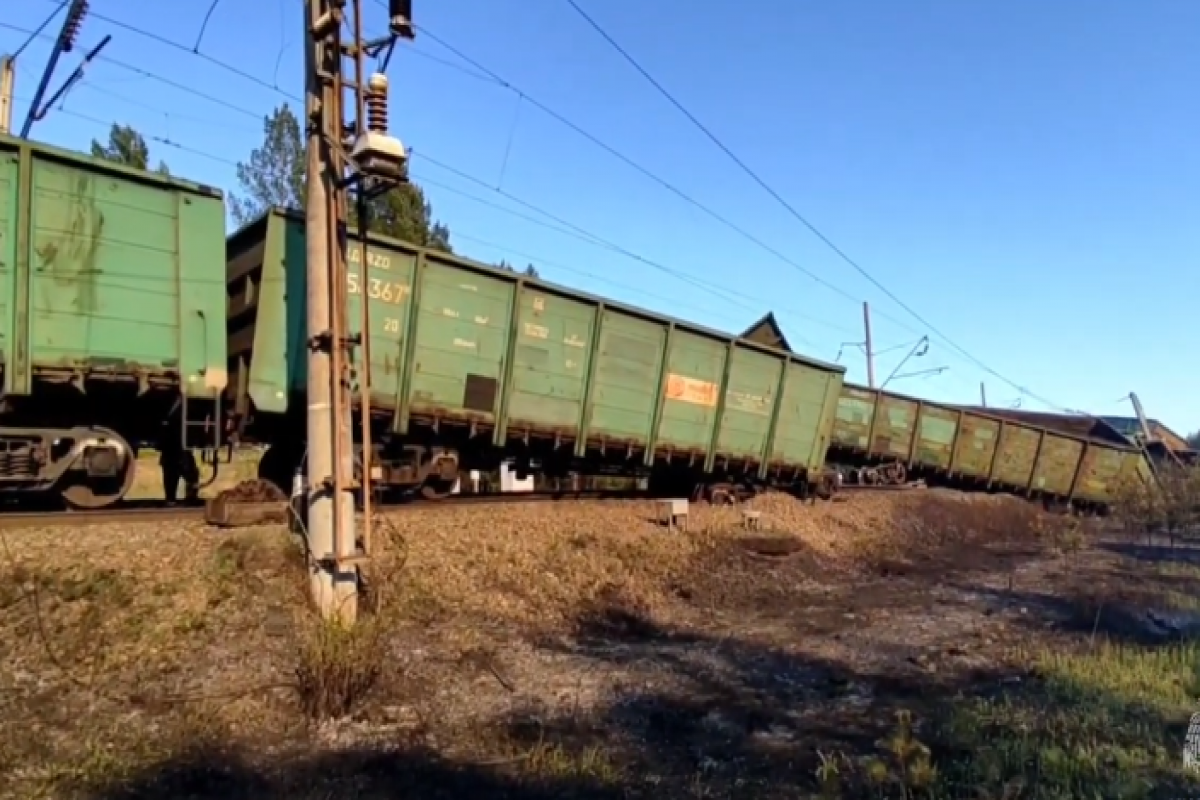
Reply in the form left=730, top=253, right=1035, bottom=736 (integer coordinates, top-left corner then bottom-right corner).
left=347, top=273, right=410, bottom=305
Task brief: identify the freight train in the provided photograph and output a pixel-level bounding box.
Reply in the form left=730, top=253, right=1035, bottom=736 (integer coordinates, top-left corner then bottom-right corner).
left=0, top=133, right=1158, bottom=510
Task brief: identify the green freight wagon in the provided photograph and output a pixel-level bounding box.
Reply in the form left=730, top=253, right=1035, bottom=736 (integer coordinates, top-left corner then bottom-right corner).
left=226, top=208, right=845, bottom=497
left=0, top=133, right=228, bottom=508
left=828, top=383, right=1153, bottom=508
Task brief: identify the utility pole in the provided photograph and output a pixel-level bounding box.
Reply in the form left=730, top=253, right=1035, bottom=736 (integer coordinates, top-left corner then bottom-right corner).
left=979, top=382, right=987, bottom=408
left=0, top=57, right=13, bottom=135
left=862, top=301, right=876, bottom=389
left=303, top=0, right=412, bottom=623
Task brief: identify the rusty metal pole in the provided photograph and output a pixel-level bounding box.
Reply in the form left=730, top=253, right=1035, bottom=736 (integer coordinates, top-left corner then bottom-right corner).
left=862, top=301, right=876, bottom=389
left=304, top=0, right=357, bottom=623
left=350, top=0, right=375, bottom=560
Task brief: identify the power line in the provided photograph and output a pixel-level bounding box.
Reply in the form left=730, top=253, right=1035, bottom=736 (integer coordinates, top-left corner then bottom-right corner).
left=25, top=64, right=844, bottom=340
left=563, top=0, right=1071, bottom=412
left=411, top=153, right=855, bottom=336
left=11, top=1, right=67, bottom=59
left=31, top=0, right=301, bottom=99
left=4, top=16, right=892, bottom=356
left=389, top=6, right=921, bottom=337
left=413, top=170, right=850, bottom=337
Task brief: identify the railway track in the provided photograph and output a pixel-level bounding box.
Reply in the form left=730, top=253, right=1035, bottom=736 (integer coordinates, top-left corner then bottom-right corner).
left=0, top=482, right=926, bottom=529
left=0, top=489, right=658, bottom=528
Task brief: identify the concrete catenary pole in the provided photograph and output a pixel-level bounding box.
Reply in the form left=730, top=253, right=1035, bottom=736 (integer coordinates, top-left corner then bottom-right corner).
left=303, top=0, right=358, bottom=622
left=0, top=57, right=13, bottom=135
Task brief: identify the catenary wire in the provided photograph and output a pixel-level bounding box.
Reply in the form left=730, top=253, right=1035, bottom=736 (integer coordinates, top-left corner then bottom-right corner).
left=11, top=1, right=67, bottom=59
left=378, top=4, right=922, bottom=337
left=20, top=83, right=850, bottom=346
left=562, top=0, right=1072, bottom=412
left=5, top=17, right=1027, bottom=395
left=18, top=99, right=820, bottom=346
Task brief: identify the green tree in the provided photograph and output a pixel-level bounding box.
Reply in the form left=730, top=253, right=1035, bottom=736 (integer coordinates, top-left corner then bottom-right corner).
left=231, top=103, right=452, bottom=253
left=90, top=123, right=169, bottom=174
left=496, top=259, right=540, bottom=278
left=230, top=104, right=306, bottom=224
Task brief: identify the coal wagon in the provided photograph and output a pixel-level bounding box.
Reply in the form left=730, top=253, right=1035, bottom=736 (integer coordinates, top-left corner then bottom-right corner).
left=226, top=208, right=845, bottom=498
left=827, top=383, right=1153, bottom=508
left=0, top=133, right=227, bottom=507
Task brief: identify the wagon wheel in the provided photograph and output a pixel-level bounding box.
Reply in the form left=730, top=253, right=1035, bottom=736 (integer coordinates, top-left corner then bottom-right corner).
left=419, top=477, right=456, bottom=500
left=61, top=434, right=137, bottom=510
left=884, top=462, right=907, bottom=486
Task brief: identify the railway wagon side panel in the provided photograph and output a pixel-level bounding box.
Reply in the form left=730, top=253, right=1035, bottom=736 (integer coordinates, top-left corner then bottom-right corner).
left=405, top=258, right=513, bottom=427
left=345, top=236, right=417, bottom=411
left=657, top=330, right=726, bottom=454
left=715, top=346, right=780, bottom=460
left=506, top=285, right=594, bottom=435
left=1030, top=434, right=1083, bottom=495
left=1074, top=444, right=1131, bottom=503
left=256, top=214, right=420, bottom=415
left=912, top=404, right=958, bottom=469
left=12, top=140, right=227, bottom=397
left=871, top=393, right=918, bottom=459
left=993, top=425, right=1039, bottom=488
left=952, top=412, right=1000, bottom=478
left=582, top=310, right=664, bottom=447
left=771, top=363, right=841, bottom=471
left=832, top=385, right=876, bottom=450
left=0, top=153, right=14, bottom=374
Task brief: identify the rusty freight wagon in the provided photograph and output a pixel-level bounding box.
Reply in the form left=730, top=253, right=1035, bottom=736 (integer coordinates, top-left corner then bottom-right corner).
left=827, top=383, right=1153, bottom=508
left=0, top=134, right=228, bottom=508
left=225, top=208, right=846, bottom=497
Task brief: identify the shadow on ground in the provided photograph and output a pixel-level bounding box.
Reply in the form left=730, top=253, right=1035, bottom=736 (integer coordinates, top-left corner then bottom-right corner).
left=76, top=602, right=1196, bottom=800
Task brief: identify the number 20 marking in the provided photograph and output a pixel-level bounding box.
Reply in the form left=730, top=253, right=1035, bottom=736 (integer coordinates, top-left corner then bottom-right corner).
left=382, top=317, right=400, bottom=333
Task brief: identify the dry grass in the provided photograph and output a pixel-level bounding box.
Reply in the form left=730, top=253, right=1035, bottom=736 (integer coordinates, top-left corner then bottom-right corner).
left=2, top=486, right=1198, bottom=798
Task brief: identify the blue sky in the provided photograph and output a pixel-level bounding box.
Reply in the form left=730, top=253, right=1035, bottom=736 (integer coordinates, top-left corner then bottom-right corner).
left=4, top=0, right=1198, bottom=434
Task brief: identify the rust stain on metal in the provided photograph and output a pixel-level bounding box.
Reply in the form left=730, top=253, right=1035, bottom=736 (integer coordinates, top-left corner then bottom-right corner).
left=35, top=173, right=105, bottom=313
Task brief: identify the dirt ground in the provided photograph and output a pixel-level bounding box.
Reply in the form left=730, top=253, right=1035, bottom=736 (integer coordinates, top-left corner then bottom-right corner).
left=1, top=488, right=1198, bottom=798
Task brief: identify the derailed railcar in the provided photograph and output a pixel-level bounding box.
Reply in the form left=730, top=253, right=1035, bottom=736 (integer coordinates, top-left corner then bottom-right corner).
left=828, top=383, right=1152, bottom=508
left=226, top=208, right=846, bottom=497
left=0, top=133, right=227, bottom=508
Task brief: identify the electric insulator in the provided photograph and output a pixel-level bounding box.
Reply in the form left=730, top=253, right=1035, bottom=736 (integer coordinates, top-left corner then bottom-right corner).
left=61, top=0, right=89, bottom=53
left=366, top=73, right=389, bottom=134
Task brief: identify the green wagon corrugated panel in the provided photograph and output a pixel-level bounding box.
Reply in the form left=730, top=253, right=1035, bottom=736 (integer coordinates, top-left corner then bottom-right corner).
left=657, top=330, right=726, bottom=454
left=583, top=310, right=664, bottom=446
left=993, top=425, right=1039, bottom=487
left=714, top=346, right=779, bottom=459
left=1030, top=435, right=1083, bottom=495
left=241, top=213, right=425, bottom=416
left=507, top=285, right=594, bottom=433
left=913, top=404, right=958, bottom=469
left=952, top=413, right=1000, bottom=478
left=832, top=386, right=875, bottom=449
left=0, top=134, right=227, bottom=397
left=771, top=363, right=842, bottom=471
left=407, top=256, right=513, bottom=423
left=871, top=394, right=918, bottom=459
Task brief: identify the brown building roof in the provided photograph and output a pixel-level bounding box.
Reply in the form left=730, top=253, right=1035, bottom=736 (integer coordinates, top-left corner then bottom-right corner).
left=739, top=312, right=793, bottom=353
